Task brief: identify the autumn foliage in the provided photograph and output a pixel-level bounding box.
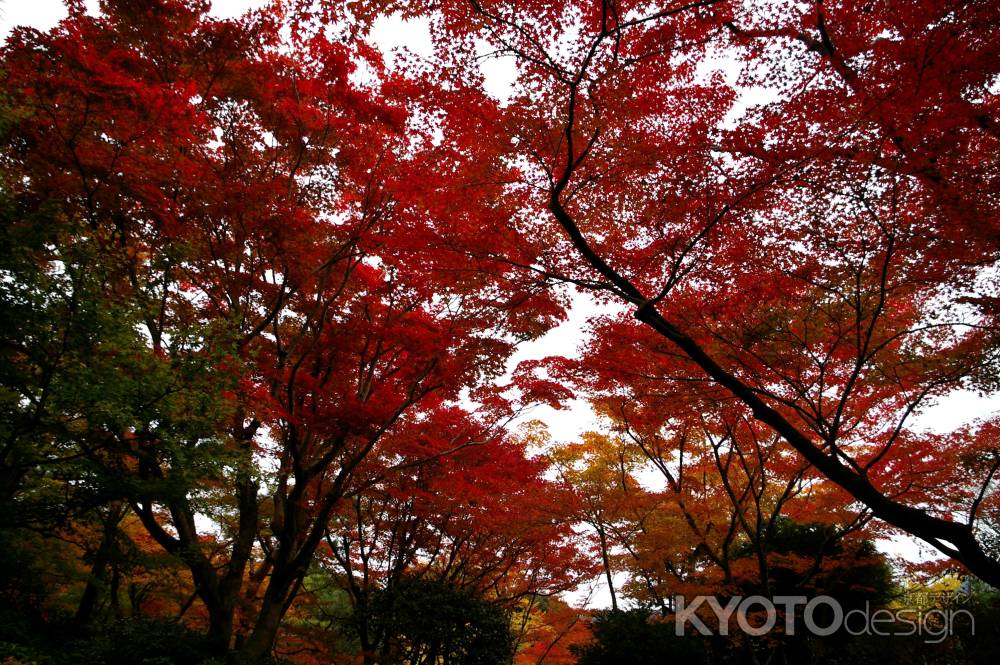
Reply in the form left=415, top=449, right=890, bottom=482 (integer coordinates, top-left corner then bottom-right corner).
left=1, top=0, right=998, bottom=663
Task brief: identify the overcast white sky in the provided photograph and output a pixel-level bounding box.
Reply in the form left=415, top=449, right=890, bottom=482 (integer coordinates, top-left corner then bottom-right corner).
left=5, top=0, right=1000, bottom=606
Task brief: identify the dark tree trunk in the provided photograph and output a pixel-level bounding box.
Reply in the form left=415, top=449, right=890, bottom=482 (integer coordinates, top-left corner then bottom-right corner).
left=75, top=504, right=125, bottom=625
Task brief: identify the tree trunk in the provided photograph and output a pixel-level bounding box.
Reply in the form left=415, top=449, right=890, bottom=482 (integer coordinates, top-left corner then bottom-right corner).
left=595, top=525, right=618, bottom=611
left=233, top=585, right=287, bottom=664
left=548, top=188, right=1000, bottom=587
left=75, top=504, right=125, bottom=625
left=74, top=533, right=114, bottom=625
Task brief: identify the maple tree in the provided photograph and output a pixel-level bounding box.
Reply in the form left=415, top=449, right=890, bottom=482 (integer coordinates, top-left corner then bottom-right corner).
left=338, top=0, right=1000, bottom=585
left=314, top=432, right=593, bottom=663
left=2, top=0, right=1000, bottom=662
left=555, top=338, right=885, bottom=598
left=547, top=409, right=887, bottom=617
left=546, top=430, right=657, bottom=611
left=1, top=1, right=567, bottom=661
left=510, top=596, right=592, bottom=665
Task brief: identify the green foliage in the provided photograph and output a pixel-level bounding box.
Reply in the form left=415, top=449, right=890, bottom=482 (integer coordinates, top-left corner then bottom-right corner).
left=572, top=580, right=1000, bottom=665
left=282, top=572, right=362, bottom=659
left=365, top=577, right=515, bottom=665
left=570, top=608, right=709, bottom=665
left=734, top=518, right=896, bottom=607
left=0, top=138, right=241, bottom=534
left=0, top=617, right=295, bottom=665
left=65, top=618, right=213, bottom=665
left=0, top=193, right=230, bottom=519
